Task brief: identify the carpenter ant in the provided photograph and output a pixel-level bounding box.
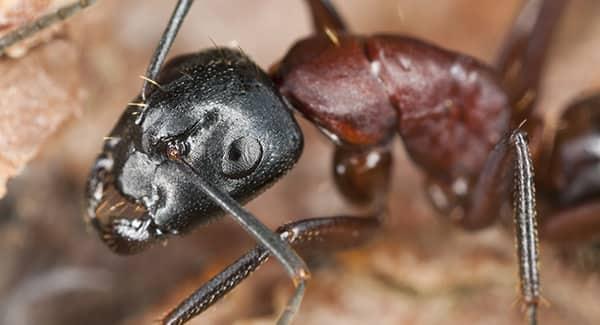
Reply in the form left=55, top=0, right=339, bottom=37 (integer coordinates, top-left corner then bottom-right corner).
left=3, top=0, right=596, bottom=324
left=87, top=0, right=541, bottom=324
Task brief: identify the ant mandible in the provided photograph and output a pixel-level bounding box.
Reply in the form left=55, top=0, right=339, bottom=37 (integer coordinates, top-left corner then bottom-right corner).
left=5, top=0, right=598, bottom=324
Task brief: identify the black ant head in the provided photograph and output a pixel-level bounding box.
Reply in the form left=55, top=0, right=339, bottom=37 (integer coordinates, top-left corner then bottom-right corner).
left=85, top=48, right=303, bottom=254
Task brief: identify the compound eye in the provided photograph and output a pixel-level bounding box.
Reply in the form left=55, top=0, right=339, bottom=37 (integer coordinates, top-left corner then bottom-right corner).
left=165, top=139, right=189, bottom=161
left=222, top=137, right=263, bottom=179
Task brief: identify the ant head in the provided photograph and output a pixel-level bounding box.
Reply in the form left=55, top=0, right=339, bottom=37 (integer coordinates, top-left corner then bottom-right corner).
left=85, top=48, right=303, bottom=254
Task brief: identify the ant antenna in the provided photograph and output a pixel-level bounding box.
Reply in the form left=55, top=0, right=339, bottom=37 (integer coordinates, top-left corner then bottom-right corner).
left=140, top=0, right=194, bottom=101
left=179, top=159, right=310, bottom=285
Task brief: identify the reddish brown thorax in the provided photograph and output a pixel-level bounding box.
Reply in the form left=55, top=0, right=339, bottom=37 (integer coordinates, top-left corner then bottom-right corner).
left=274, top=33, right=510, bottom=191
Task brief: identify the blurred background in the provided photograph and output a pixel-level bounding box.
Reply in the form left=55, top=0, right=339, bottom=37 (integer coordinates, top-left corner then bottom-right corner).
left=1, top=1, right=600, bottom=324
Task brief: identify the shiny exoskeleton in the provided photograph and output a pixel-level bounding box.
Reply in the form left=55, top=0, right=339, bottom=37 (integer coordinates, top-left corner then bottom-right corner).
left=86, top=50, right=303, bottom=254
left=3, top=0, right=598, bottom=324
left=541, top=94, right=600, bottom=242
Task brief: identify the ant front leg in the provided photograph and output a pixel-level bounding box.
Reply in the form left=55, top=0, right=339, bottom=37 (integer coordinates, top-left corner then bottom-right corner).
left=334, top=145, right=393, bottom=212
left=163, top=216, right=379, bottom=325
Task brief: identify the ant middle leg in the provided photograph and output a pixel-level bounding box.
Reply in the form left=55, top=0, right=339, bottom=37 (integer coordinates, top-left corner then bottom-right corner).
left=162, top=215, right=380, bottom=325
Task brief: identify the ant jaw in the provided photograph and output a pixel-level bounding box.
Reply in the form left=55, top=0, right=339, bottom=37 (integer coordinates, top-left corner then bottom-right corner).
left=86, top=153, right=163, bottom=255
left=92, top=186, right=162, bottom=255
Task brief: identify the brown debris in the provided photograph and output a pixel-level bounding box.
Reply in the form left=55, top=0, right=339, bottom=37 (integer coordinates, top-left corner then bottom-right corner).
left=0, top=0, right=73, bottom=58
left=0, top=39, right=82, bottom=197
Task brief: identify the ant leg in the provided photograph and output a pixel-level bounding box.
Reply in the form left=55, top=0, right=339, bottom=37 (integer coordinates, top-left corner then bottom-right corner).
left=162, top=216, right=379, bottom=325
left=140, top=0, right=194, bottom=100
left=305, top=0, right=348, bottom=34
left=460, top=134, right=515, bottom=230
left=496, top=0, right=567, bottom=122
left=460, top=130, right=540, bottom=324
left=0, top=0, right=98, bottom=56
left=511, top=130, right=541, bottom=325
left=541, top=202, right=600, bottom=242
left=181, top=160, right=311, bottom=314
left=333, top=145, right=392, bottom=212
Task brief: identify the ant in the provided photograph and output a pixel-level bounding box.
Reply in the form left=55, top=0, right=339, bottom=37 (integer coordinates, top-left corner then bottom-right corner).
left=1, top=0, right=597, bottom=324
